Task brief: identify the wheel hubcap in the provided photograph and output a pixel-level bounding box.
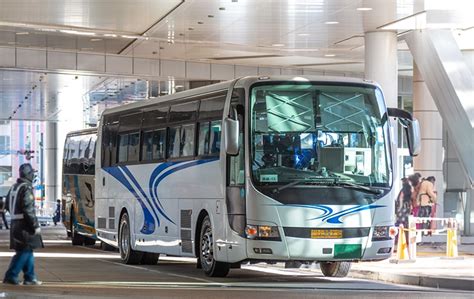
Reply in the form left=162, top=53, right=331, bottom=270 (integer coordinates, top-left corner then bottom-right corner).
left=120, top=222, right=129, bottom=256
left=201, top=226, right=213, bottom=268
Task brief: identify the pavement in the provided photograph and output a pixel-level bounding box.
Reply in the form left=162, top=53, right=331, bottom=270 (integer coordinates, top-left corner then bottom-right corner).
left=349, top=247, right=474, bottom=291
left=0, top=226, right=473, bottom=294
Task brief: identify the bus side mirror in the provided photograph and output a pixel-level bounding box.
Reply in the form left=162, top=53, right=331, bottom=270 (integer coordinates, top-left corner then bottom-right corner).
left=224, top=117, right=239, bottom=156
left=406, top=119, right=421, bottom=156
left=387, top=108, right=421, bottom=157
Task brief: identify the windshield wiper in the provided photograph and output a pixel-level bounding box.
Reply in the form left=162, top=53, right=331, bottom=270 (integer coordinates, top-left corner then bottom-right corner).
left=271, top=177, right=334, bottom=194
left=331, top=181, right=383, bottom=195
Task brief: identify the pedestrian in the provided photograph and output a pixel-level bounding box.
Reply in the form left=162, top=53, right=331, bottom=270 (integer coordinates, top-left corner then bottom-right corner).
left=417, top=176, right=437, bottom=235
left=53, top=199, right=61, bottom=226
left=396, top=178, right=412, bottom=228
left=395, top=178, right=412, bottom=251
left=408, top=173, right=422, bottom=217
left=0, top=195, right=9, bottom=229
left=3, top=163, right=43, bottom=285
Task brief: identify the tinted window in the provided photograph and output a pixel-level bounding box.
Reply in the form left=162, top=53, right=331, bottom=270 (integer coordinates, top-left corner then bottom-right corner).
left=168, top=127, right=180, bottom=158
left=169, top=101, right=198, bottom=123
left=181, top=124, right=195, bottom=157
left=64, top=133, right=96, bottom=174
left=209, top=121, right=222, bottom=155
left=128, top=132, right=140, bottom=162
left=199, top=94, right=226, bottom=120
left=118, top=134, right=129, bottom=163
left=119, top=112, right=142, bottom=132
left=142, top=129, right=166, bottom=161
left=142, top=106, right=169, bottom=128
left=198, top=122, right=210, bottom=156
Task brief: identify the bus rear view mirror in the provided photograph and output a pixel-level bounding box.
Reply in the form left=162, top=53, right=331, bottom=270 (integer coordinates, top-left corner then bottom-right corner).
left=406, top=119, right=421, bottom=156
left=224, top=117, right=239, bottom=156
left=387, top=108, right=421, bottom=157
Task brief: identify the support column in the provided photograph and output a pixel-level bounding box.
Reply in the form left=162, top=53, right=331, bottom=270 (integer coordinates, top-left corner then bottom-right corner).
left=364, top=31, right=399, bottom=190
left=413, top=63, right=444, bottom=217
left=44, top=121, right=59, bottom=215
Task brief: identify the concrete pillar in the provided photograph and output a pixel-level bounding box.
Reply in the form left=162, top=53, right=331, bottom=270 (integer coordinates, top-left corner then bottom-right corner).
left=364, top=31, right=399, bottom=190
left=413, top=63, right=444, bottom=217
left=44, top=121, right=59, bottom=215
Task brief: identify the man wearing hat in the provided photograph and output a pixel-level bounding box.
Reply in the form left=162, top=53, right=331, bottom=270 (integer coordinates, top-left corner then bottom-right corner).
left=3, top=163, right=43, bottom=285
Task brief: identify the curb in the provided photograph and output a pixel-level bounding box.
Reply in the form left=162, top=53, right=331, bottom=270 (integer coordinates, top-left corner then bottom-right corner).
left=350, top=269, right=474, bottom=291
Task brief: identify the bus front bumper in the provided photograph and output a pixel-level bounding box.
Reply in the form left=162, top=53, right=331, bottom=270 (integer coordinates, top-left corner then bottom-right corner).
left=246, top=237, right=394, bottom=262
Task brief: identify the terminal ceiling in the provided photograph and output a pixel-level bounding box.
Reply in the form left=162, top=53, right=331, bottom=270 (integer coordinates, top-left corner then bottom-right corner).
left=0, top=0, right=470, bottom=122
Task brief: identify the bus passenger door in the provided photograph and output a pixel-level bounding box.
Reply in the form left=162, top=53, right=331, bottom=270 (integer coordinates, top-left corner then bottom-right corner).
left=225, top=99, right=247, bottom=261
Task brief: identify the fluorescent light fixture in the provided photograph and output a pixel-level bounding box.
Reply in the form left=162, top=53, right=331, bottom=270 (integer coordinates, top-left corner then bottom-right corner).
left=378, top=11, right=426, bottom=30
left=324, top=54, right=336, bottom=57
left=103, top=33, right=118, bottom=37
left=121, top=35, right=137, bottom=39
left=90, top=38, right=102, bottom=42
left=16, top=32, right=29, bottom=35
left=297, top=33, right=310, bottom=36
left=272, top=43, right=285, bottom=47
left=357, top=7, right=372, bottom=11
left=325, top=21, right=339, bottom=25
left=60, top=30, right=96, bottom=36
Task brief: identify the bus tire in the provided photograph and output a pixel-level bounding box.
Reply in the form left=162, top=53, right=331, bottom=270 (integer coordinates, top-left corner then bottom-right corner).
left=199, top=215, right=230, bottom=277
left=141, top=252, right=159, bottom=265
left=101, top=241, right=116, bottom=251
left=71, top=211, right=84, bottom=246
left=119, top=212, right=143, bottom=265
left=320, top=261, right=351, bottom=277
left=84, top=237, right=96, bottom=246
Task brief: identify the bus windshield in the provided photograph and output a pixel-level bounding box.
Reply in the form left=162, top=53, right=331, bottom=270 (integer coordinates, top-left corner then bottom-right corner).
left=250, top=82, right=390, bottom=189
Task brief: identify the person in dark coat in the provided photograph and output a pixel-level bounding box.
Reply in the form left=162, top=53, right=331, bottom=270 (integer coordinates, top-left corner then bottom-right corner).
left=53, top=199, right=61, bottom=226
left=3, top=163, right=43, bottom=285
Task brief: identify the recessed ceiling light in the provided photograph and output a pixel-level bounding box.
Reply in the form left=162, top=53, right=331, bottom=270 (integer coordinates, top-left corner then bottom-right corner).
left=298, top=33, right=310, bottom=37
left=16, top=32, right=29, bottom=35
left=90, top=38, right=102, bottom=42
left=219, top=7, right=226, bottom=10
left=103, top=34, right=117, bottom=38
left=188, top=27, right=194, bottom=31
left=272, top=43, right=285, bottom=47
left=357, top=7, right=373, bottom=11
left=197, top=21, right=204, bottom=25
left=325, top=21, right=339, bottom=25
left=324, top=54, right=336, bottom=57
left=208, top=15, right=214, bottom=18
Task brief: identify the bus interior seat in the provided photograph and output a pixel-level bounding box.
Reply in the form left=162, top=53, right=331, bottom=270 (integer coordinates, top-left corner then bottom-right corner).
left=319, top=147, right=344, bottom=173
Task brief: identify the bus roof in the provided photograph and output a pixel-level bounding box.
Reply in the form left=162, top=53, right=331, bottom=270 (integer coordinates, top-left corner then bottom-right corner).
left=101, top=75, right=379, bottom=117
left=65, top=127, right=97, bottom=137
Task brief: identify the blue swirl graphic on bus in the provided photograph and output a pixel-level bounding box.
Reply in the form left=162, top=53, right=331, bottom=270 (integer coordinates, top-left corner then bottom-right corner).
left=278, top=204, right=385, bottom=224
left=104, top=167, right=155, bottom=234
left=105, top=158, right=219, bottom=234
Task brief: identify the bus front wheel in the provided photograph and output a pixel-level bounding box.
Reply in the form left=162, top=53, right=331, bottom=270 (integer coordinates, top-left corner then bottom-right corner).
left=119, top=213, right=143, bottom=265
left=320, top=261, right=351, bottom=277
left=199, top=215, right=230, bottom=277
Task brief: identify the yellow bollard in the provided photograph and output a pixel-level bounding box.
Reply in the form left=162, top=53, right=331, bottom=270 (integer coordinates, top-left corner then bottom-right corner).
left=389, top=224, right=414, bottom=263
left=442, top=219, right=463, bottom=260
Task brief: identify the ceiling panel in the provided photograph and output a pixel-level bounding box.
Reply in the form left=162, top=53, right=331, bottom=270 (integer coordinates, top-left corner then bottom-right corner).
left=0, top=0, right=182, bottom=33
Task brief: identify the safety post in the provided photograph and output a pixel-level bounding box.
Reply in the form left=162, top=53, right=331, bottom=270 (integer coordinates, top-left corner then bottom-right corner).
left=389, top=224, right=415, bottom=264
left=442, top=218, right=463, bottom=260
left=408, top=215, right=417, bottom=261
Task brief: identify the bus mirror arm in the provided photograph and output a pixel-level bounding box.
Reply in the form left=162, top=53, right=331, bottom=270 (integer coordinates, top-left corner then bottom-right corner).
left=224, top=117, right=240, bottom=156
left=387, top=108, right=421, bottom=157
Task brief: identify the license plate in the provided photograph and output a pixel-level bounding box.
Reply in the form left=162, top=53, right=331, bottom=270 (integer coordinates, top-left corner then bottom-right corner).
left=311, top=229, right=343, bottom=239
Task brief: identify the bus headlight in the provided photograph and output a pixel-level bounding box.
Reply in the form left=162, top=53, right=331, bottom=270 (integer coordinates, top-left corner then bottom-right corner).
left=372, top=226, right=394, bottom=241
left=245, top=225, right=281, bottom=241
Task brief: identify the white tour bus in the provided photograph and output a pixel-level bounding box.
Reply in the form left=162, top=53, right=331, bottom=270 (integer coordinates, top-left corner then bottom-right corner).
left=95, top=76, right=420, bottom=277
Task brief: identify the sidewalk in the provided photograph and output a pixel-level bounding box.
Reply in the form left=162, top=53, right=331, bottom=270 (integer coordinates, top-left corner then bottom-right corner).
left=349, top=244, right=474, bottom=291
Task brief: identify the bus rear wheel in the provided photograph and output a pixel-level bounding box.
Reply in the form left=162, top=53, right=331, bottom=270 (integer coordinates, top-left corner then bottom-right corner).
left=71, top=211, right=84, bottom=246
left=119, top=212, right=143, bottom=265
left=84, top=237, right=96, bottom=246
left=199, top=215, right=229, bottom=277
left=141, top=252, right=159, bottom=265
left=320, top=261, right=351, bottom=277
